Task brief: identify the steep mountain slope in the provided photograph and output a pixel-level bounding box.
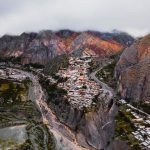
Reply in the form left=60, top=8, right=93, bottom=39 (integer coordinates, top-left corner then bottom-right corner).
left=0, top=30, right=136, bottom=150
left=115, top=34, right=150, bottom=103
left=71, top=32, right=123, bottom=57
left=0, top=30, right=134, bottom=65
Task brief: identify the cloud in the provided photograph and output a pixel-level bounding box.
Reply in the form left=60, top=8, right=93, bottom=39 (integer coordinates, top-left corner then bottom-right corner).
left=0, top=0, right=150, bottom=37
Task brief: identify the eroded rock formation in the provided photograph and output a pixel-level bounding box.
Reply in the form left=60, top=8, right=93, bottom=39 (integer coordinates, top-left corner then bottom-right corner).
left=115, top=34, right=150, bottom=103
left=0, top=30, right=134, bottom=65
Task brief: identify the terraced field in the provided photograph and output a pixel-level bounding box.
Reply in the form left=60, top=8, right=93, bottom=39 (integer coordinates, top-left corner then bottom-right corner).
left=0, top=77, right=55, bottom=149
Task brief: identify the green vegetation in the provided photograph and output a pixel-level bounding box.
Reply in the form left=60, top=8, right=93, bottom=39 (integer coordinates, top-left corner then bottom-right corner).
left=88, top=58, right=108, bottom=72
left=115, top=105, right=141, bottom=150
left=82, top=85, right=87, bottom=89
left=47, top=84, right=67, bottom=98
left=39, top=76, right=70, bottom=124
left=96, top=61, right=117, bottom=88
left=0, top=78, right=55, bottom=149
left=0, top=138, right=16, bottom=150
left=109, top=51, right=122, bottom=60
left=0, top=100, right=41, bottom=128
left=0, top=79, right=28, bottom=104
left=140, top=103, right=150, bottom=114
left=40, top=84, right=67, bottom=108
left=15, top=139, right=33, bottom=150
left=44, top=54, right=69, bottom=75
left=0, top=122, right=56, bottom=150
left=88, top=59, right=99, bottom=72
left=52, top=74, right=68, bottom=83
left=24, top=63, right=44, bottom=69
left=0, top=79, right=41, bottom=128
left=115, top=112, right=135, bottom=137
left=132, top=102, right=150, bottom=114
left=0, top=56, right=21, bottom=64
left=40, top=78, right=68, bottom=106
left=22, top=121, right=56, bottom=150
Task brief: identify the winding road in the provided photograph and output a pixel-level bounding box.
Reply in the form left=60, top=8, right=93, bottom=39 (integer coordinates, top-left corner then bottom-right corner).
left=89, top=64, right=115, bottom=97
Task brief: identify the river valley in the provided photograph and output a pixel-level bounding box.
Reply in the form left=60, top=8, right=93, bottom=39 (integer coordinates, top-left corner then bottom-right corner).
left=0, top=55, right=149, bottom=150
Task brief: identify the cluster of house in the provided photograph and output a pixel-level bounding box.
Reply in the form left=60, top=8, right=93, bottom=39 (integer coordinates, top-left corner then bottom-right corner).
left=57, top=56, right=100, bottom=109
left=132, top=123, right=150, bottom=149
left=119, top=99, right=150, bottom=149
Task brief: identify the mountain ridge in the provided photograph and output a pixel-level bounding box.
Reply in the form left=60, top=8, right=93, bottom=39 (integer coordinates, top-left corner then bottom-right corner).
left=0, top=30, right=134, bottom=65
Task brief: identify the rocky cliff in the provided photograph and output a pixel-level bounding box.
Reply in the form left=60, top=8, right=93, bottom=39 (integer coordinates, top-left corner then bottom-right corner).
left=43, top=81, right=117, bottom=149
left=0, top=30, right=134, bottom=65
left=115, top=34, right=150, bottom=103
left=0, top=30, right=135, bottom=150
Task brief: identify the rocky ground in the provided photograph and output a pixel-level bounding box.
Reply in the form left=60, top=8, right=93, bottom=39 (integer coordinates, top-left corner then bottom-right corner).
left=115, top=34, right=150, bottom=104
left=0, top=68, right=55, bottom=149
left=92, top=56, right=150, bottom=150
left=0, top=54, right=117, bottom=150
left=0, top=33, right=150, bottom=150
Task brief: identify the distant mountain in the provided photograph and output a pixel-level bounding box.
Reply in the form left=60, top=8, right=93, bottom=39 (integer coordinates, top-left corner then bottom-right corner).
left=0, top=30, right=134, bottom=65
left=115, top=34, right=150, bottom=103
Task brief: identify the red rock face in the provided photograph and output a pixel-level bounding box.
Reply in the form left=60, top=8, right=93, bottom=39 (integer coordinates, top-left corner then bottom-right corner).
left=70, top=32, right=123, bottom=57
left=0, top=30, right=133, bottom=65
left=115, top=34, right=150, bottom=103
left=137, top=35, right=150, bottom=60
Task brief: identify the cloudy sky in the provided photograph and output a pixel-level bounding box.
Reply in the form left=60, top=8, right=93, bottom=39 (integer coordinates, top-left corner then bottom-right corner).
left=0, top=0, right=150, bottom=37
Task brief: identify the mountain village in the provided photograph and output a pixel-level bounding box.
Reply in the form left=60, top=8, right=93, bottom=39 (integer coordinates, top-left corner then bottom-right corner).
left=57, top=55, right=101, bottom=109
